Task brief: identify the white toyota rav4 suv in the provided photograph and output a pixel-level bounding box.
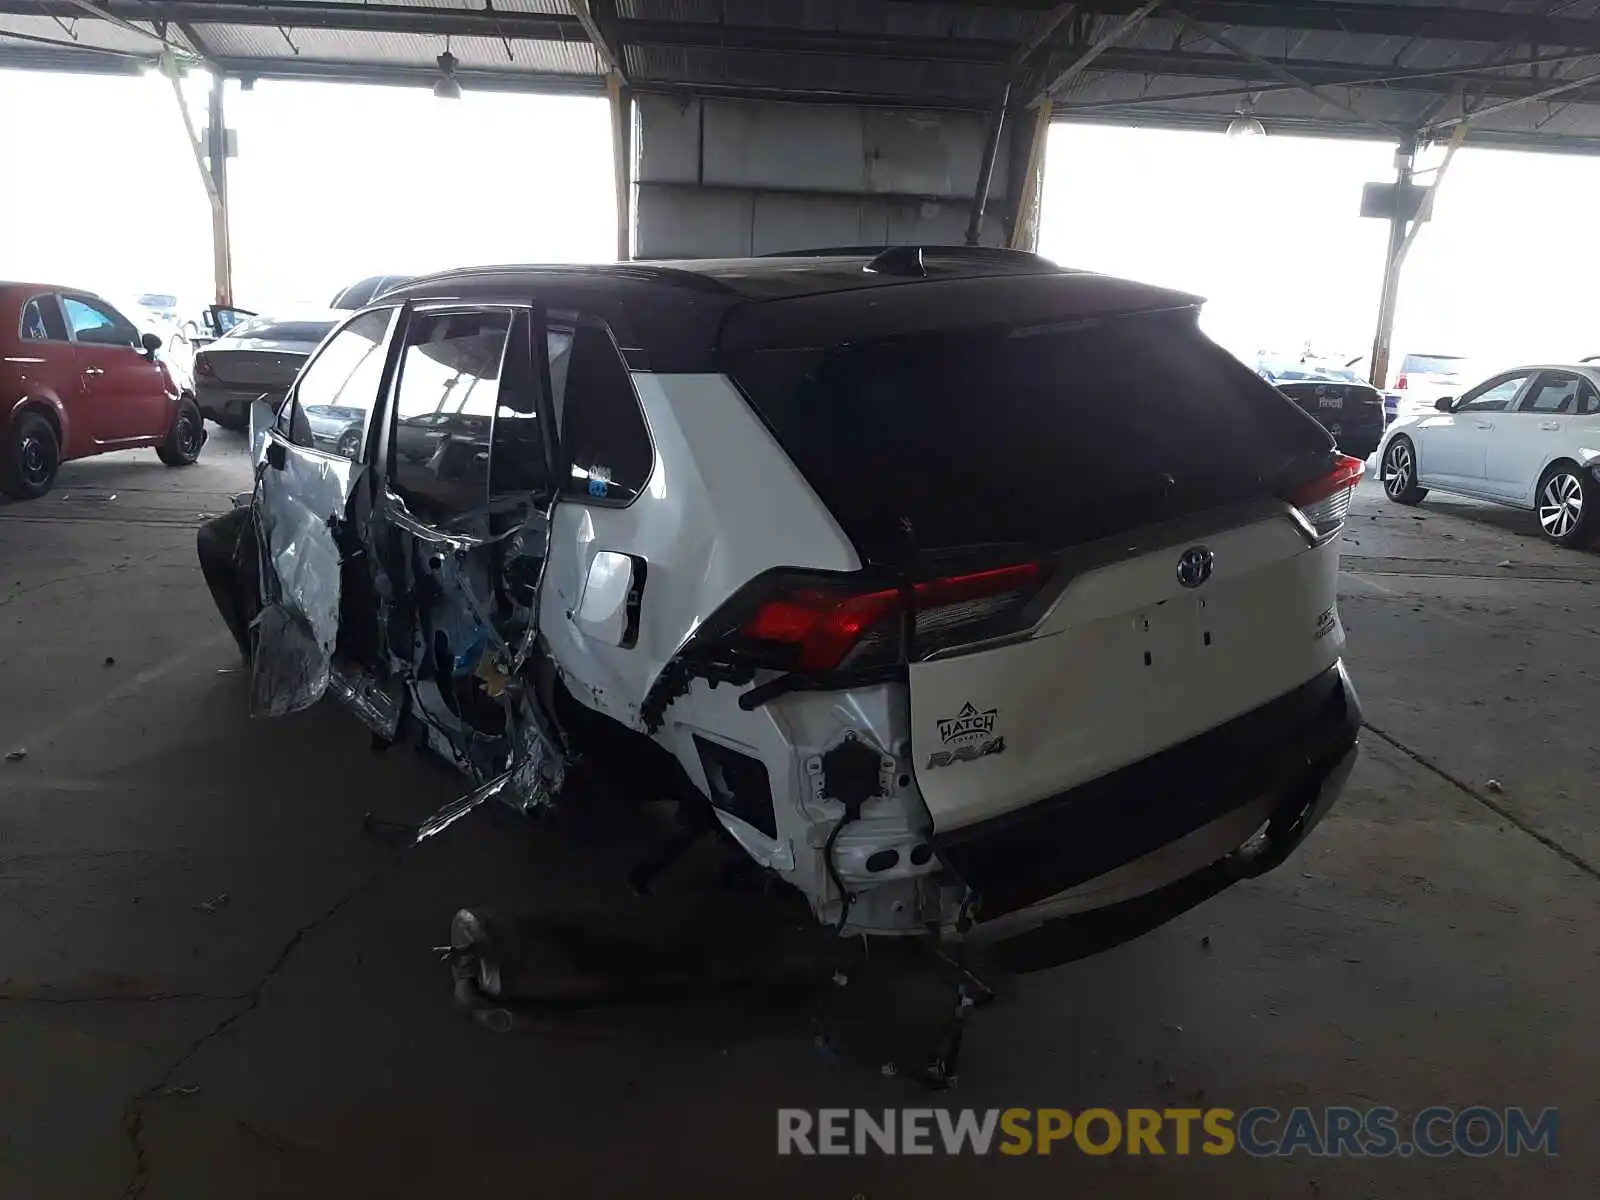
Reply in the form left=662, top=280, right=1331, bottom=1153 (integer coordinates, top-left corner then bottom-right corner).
left=198, top=247, right=1362, bottom=960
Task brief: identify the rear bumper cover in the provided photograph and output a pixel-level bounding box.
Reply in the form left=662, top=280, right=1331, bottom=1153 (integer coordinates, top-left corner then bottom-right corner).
left=934, top=662, right=1362, bottom=924
left=195, top=384, right=267, bottom=421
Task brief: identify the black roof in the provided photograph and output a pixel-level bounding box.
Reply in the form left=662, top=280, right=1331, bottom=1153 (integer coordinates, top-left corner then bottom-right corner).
left=382, top=249, right=1202, bottom=372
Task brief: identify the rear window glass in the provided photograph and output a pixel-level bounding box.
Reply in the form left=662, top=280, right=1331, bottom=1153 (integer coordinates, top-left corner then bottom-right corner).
left=728, top=313, right=1329, bottom=556
left=228, top=319, right=336, bottom=343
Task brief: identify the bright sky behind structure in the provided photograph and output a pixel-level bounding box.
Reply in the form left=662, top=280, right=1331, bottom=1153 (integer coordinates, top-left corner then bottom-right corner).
left=2, top=67, right=1598, bottom=375
left=0, top=70, right=615, bottom=313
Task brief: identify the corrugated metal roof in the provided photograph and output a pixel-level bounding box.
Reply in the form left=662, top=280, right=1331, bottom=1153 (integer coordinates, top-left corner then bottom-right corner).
left=8, top=1, right=1600, bottom=151
left=374, top=0, right=574, bottom=12
left=193, top=24, right=599, bottom=75
left=0, top=13, right=168, bottom=58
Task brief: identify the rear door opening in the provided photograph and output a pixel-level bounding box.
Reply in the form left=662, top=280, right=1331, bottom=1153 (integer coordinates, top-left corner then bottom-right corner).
left=727, top=309, right=1354, bottom=833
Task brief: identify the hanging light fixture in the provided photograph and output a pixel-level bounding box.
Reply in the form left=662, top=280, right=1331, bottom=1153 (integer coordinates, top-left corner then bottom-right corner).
left=433, top=45, right=462, bottom=100
left=1227, top=93, right=1266, bottom=138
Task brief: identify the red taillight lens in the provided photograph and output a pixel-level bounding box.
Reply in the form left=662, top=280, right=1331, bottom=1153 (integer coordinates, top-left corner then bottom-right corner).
left=195, top=355, right=216, bottom=378
left=739, top=562, right=1046, bottom=672
left=1395, top=374, right=1408, bottom=389
left=1284, top=453, right=1364, bottom=540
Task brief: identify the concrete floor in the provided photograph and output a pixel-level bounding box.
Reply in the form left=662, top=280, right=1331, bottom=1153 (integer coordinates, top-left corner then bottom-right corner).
left=1, top=433, right=1596, bottom=1199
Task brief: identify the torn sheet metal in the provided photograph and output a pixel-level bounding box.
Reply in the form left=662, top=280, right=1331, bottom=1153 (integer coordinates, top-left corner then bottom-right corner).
left=326, top=661, right=404, bottom=740
left=247, top=397, right=276, bottom=466
left=413, top=700, right=567, bottom=845
left=414, top=770, right=515, bottom=845
left=249, top=446, right=361, bottom=717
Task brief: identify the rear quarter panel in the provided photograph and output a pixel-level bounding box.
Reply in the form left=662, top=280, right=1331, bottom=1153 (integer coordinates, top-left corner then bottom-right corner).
left=539, top=371, right=861, bottom=730
left=1, top=294, right=77, bottom=456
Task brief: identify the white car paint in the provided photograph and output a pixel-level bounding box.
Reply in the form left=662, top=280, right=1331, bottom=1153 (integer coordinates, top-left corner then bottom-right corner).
left=1376, top=364, right=1600, bottom=532
left=908, top=510, right=1344, bottom=831
left=538, top=371, right=861, bottom=730
left=541, top=372, right=1357, bottom=933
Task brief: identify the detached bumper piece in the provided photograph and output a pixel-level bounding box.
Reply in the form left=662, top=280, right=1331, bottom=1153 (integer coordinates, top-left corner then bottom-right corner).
left=935, top=664, right=1362, bottom=926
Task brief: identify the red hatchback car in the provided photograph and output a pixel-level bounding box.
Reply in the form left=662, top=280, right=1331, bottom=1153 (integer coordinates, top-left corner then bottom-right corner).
left=1, top=282, right=206, bottom=499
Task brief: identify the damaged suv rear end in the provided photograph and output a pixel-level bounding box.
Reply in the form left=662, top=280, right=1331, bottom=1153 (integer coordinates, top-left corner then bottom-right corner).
left=200, top=248, right=1361, bottom=961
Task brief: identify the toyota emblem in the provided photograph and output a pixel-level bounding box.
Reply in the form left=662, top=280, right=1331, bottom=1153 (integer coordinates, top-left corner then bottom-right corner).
left=1176, top=545, right=1214, bottom=589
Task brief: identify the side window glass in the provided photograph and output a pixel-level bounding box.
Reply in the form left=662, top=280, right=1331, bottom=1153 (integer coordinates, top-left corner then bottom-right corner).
left=546, top=329, right=574, bottom=430
left=1457, top=375, right=1527, bottom=413
left=1519, top=375, right=1579, bottom=414
left=488, top=315, right=552, bottom=497
left=63, top=296, right=138, bottom=348
left=19, top=296, right=68, bottom=342
left=558, top=323, right=653, bottom=505
left=289, top=308, right=393, bottom=455
left=1580, top=380, right=1600, bottom=415
left=391, top=308, right=511, bottom=524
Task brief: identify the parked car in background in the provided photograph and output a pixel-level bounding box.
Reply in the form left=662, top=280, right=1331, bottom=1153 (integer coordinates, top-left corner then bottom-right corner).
left=194, top=312, right=338, bottom=430
left=1, top=282, right=205, bottom=498
left=196, top=303, right=258, bottom=348
left=200, top=250, right=1362, bottom=967
left=134, top=293, right=204, bottom=341
left=330, top=275, right=413, bottom=310
left=1272, top=378, right=1387, bottom=460
left=1378, top=363, right=1600, bottom=546
left=1257, top=354, right=1392, bottom=454
left=1387, top=351, right=1473, bottom=417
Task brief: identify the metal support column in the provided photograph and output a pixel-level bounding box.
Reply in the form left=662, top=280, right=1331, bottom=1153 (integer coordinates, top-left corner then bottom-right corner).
left=206, top=74, right=233, bottom=306
left=606, top=70, right=633, bottom=262
left=965, top=82, right=1011, bottom=247
left=1368, top=138, right=1415, bottom=393
left=160, top=56, right=233, bottom=306
left=1369, top=123, right=1467, bottom=390
left=1007, top=98, right=1053, bottom=251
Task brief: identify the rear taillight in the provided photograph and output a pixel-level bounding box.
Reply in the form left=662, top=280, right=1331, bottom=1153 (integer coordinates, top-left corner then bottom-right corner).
left=195, top=355, right=216, bottom=379
left=1284, top=453, right=1364, bottom=541
left=737, top=562, right=1046, bottom=672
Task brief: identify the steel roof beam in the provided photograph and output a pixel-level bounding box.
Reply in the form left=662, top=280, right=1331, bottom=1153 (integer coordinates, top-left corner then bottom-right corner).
left=904, top=1, right=1600, bottom=50
left=213, top=54, right=608, bottom=94
left=569, top=0, right=624, bottom=82
left=1429, top=64, right=1600, bottom=131
left=1032, top=0, right=1160, bottom=104
left=0, top=3, right=586, bottom=40
left=1170, top=13, right=1407, bottom=135
left=0, top=22, right=147, bottom=55
left=1079, top=46, right=1600, bottom=102
left=1055, top=49, right=1600, bottom=112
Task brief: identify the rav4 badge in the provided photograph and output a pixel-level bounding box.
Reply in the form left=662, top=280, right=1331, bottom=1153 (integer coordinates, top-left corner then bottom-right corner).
left=927, top=701, right=1007, bottom=770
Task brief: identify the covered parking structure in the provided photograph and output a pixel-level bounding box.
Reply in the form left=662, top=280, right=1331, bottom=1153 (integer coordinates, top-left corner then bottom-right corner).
left=10, top=0, right=1600, bottom=383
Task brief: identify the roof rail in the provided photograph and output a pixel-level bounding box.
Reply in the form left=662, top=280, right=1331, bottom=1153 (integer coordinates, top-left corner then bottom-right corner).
left=385, top=261, right=735, bottom=296
left=762, top=244, right=1053, bottom=265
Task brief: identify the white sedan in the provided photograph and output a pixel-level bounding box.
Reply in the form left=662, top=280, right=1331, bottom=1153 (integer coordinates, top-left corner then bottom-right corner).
left=1376, top=364, right=1600, bottom=547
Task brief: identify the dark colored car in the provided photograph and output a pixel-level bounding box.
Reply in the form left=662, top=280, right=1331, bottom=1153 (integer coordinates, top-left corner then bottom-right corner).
left=194, top=314, right=338, bottom=430
left=1272, top=379, right=1387, bottom=460
left=330, top=275, right=414, bottom=310
left=0, top=282, right=205, bottom=498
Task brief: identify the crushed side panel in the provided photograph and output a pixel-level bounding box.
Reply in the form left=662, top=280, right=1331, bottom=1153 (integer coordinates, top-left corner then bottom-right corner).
left=249, top=449, right=360, bottom=717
